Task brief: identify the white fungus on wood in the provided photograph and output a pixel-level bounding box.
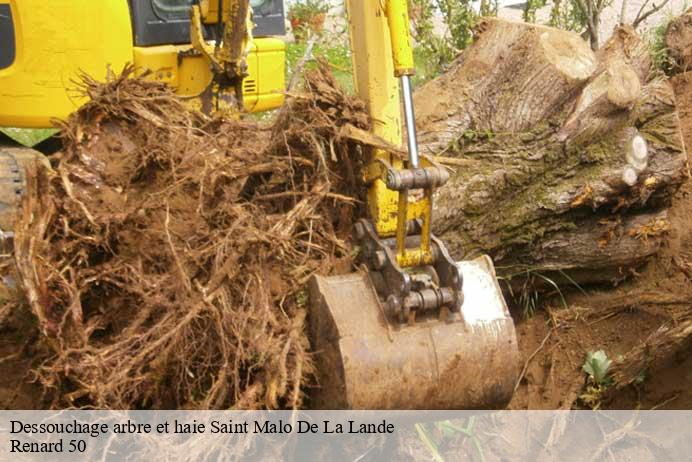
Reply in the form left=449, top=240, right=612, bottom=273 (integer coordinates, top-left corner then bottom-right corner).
left=627, top=132, right=649, bottom=173
left=623, top=166, right=639, bottom=186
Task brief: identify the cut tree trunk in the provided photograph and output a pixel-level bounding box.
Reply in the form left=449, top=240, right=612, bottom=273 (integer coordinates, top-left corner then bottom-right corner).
left=666, top=8, right=692, bottom=74
left=413, top=19, right=687, bottom=286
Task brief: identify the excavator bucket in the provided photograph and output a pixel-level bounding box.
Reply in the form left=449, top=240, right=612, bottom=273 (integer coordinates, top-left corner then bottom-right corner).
left=308, top=255, right=519, bottom=410
left=307, top=0, right=519, bottom=410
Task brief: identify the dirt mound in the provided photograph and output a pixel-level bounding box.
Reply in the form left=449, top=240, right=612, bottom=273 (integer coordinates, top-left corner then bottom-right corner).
left=2, top=65, right=370, bottom=409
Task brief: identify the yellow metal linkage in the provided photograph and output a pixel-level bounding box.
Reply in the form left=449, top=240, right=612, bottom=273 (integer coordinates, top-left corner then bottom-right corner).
left=347, top=0, right=435, bottom=269
left=346, top=0, right=402, bottom=237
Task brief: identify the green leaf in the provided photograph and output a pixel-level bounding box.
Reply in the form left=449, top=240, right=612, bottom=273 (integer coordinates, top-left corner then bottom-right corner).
left=582, top=350, right=612, bottom=385
left=1, top=128, right=58, bottom=147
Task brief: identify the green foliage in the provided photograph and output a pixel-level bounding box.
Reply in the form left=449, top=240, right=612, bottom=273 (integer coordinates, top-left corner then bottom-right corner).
left=288, top=0, right=503, bottom=91
left=582, top=350, right=612, bottom=386
left=646, top=18, right=676, bottom=75
left=295, top=289, right=309, bottom=308
left=523, top=0, right=548, bottom=23
left=285, top=24, right=449, bottom=92
left=578, top=350, right=613, bottom=409
left=437, top=0, right=481, bottom=50
left=287, top=0, right=329, bottom=21
left=412, top=46, right=445, bottom=86
left=499, top=267, right=583, bottom=320
left=410, top=0, right=496, bottom=73
left=0, top=128, right=58, bottom=147
left=410, top=0, right=455, bottom=70
left=519, top=287, right=540, bottom=319
left=524, top=0, right=611, bottom=43
left=286, top=41, right=354, bottom=93
left=548, top=0, right=590, bottom=33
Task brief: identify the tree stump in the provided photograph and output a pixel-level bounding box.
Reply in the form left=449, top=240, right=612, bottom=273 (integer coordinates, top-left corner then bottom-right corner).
left=414, top=19, right=687, bottom=286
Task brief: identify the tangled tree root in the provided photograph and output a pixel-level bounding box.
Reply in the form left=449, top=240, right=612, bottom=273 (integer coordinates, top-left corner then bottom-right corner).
left=9, top=64, right=372, bottom=409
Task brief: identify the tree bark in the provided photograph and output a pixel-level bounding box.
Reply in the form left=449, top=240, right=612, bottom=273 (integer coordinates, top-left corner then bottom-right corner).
left=413, top=19, right=687, bottom=286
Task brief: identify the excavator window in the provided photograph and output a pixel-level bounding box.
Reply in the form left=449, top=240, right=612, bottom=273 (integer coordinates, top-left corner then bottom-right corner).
left=0, top=4, right=15, bottom=70
left=129, top=0, right=285, bottom=47
left=129, top=0, right=194, bottom=46
left=155, top=0, right=194, bottom=6
left=250, top=0, right=286, bottom=36
left=151, top=0, right=195, bottom=20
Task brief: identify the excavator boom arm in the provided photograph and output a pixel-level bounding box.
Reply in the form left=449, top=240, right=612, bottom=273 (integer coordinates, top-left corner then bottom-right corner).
left=307, top=0, right=520, bottom=410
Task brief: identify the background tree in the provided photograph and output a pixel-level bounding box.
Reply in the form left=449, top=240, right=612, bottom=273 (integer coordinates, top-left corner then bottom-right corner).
left=620, top=0, right=672, bottom=28
left=524, top=0, right=609, bottom=50
left=524, top=0, right=675, bottom=51
left=409, top=0, right=496, bottom=69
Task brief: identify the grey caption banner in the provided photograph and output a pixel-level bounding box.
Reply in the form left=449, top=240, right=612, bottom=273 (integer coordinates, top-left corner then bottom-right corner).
left=1, top=410, right=691, bottom=461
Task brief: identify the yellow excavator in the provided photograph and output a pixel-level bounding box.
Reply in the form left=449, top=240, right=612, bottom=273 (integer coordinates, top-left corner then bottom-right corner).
left=0, top=0, right=286, bottom=126
left=0, top=0, right=519, bottom=409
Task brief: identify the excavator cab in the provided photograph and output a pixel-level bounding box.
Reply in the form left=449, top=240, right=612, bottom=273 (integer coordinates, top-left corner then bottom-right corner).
left=0, top=0, right=286, bottom=233
left=0, top=0, right=286, bottom=129
left=308, top=0, right=519, bottom=409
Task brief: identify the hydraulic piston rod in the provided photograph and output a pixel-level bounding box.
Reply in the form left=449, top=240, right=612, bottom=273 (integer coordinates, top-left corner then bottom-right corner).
left=400, top=75, right=420, bottom=168
left=384, top=0, right=420, bottom=168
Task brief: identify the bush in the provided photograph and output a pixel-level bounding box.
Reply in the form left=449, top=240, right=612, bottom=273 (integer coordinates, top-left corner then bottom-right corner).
left=647, top=19, right=676, bottom=75
left=409, top=0, right=495, bottom=73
